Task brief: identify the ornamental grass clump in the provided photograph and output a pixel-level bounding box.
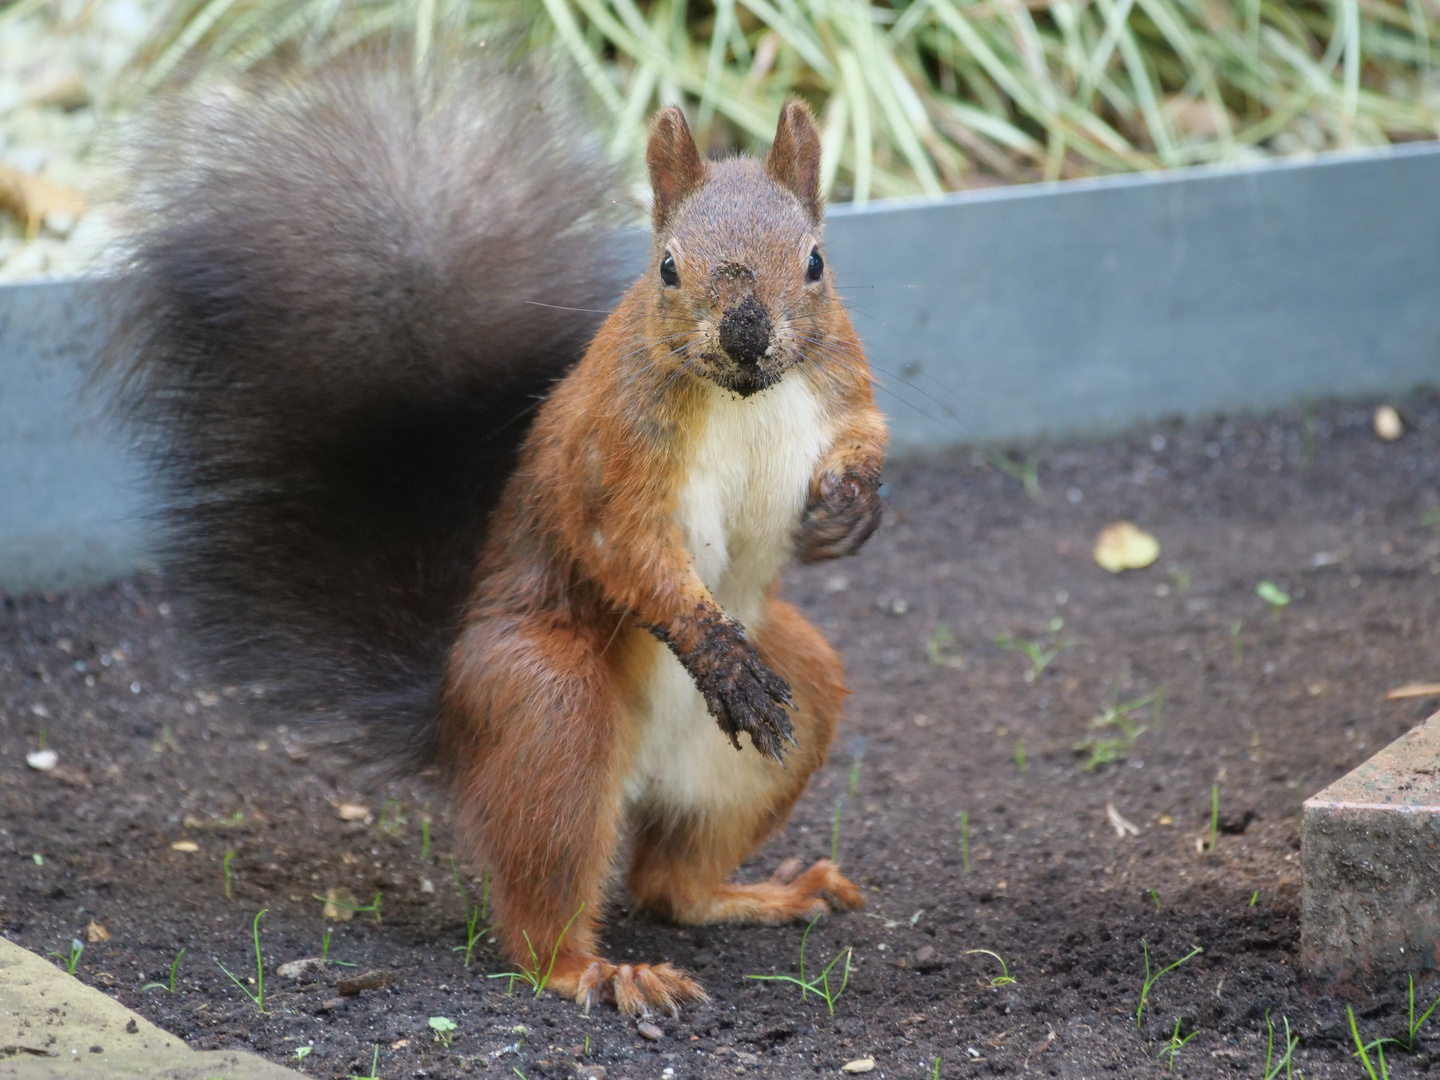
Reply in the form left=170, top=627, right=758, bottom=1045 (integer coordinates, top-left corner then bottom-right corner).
left=97, top=0, right=1439, bottom=202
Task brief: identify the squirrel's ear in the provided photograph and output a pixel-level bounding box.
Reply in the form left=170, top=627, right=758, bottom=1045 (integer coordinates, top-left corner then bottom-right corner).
left=765, top=99, right=822, bottom=222
left=647, top=106, right=705, bottom=232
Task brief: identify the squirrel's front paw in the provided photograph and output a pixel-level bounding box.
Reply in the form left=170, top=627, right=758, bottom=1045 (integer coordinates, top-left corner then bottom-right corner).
left=796, top=468, right=883, bottom=563
left=656, top=617, right=795, bottom=761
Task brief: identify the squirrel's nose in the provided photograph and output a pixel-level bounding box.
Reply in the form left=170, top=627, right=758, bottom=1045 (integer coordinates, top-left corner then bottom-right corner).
left=717, top=295, right=772, bottom=369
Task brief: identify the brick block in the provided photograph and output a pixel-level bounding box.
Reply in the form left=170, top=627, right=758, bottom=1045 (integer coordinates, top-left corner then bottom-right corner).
left=1301, top=712, right=1440, bottom=983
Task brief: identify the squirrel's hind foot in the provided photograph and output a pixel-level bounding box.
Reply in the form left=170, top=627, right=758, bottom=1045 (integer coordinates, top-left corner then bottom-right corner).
left=548, top=956, right=708, bottom=1018
left=665, top=858, right=863, bottom=926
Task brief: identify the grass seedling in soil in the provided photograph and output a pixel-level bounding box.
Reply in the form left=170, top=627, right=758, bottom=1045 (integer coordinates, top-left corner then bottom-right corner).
left=1351, top=976, right=1440, bottom=1069
left=49, top=938, right=82, bottom=975
left=429, top=1016, right=457, bottom=1048
left=295, top=1045, right=312, bottom=1065
left=319, top=927, right=356, bottom=968
left=964, top=949, right=1016, bottom=987
left=831, top=797, right=844, bottom=862
left=1149, top=888, right=1161, bottom=911
left=223, top=849, right=235, bottom=899
left=1230, top=620, right=1244, bottom=667
left=1075, top=690, right=1160, bottom=770
left=1256, top=581, right=1291, bottom=620
left=1399, top=974, right=1440, bottom=1048
left=986, top=446, right=1044, bottom=501
left=1263, top=1010, right=1299, bottom=1080
left=1251, top=890, right=1259, bottom=907
left=421, top=816, right=431, bottom=861
left=1209, top=785, right=1220, bottom=851
left=450, top=859, right=492, bottom=923
left=746, top=915, right=853, bottom=1015
left=379, top=799, right=406, bottom=837
left=1156, top=1017, right=1196, bottom=1072
left=847, top=747, right=864, bottom=795
left=143, top=947, right=185, bottom=991
left=216, top=909, right=267, bottom=1013
left=453, top=905, right=490, bottom=968
left=1300, top=400, right=1317, bottom=467
left=489, top=903, right=585, bottom=999
left=1136, top=941, right=1202, bottom=1029
left=994, top=617, right=1073, bottom=683
left=959, top=811, right=970, bottom=873
left=1350, top=1005, right=1392, bottom=1080
left=314, top=890, right=383, bottom=923
left=348, top=1045, right=381, bottom=1080
left=925, top=624, right=963, bottom=668
left=1014, top=737, right=1027, bottom=771
left=933, top=1056, right=941, bottom=1079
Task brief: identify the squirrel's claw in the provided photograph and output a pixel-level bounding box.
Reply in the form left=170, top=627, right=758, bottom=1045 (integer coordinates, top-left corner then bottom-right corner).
left=561, top=958, right=706, bottom=1018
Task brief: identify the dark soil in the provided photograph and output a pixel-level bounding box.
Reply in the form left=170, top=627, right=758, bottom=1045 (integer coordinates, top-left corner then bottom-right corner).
left=6, top=394, right=1440, bottom=1080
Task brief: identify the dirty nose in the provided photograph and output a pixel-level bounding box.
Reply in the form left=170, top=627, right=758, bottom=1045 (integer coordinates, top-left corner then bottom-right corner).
left=717, top=295, right=772, bottom=369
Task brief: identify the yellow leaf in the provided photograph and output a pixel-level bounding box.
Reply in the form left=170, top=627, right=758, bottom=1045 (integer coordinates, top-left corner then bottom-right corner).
left=1093, top=522, right=1160, bottom=573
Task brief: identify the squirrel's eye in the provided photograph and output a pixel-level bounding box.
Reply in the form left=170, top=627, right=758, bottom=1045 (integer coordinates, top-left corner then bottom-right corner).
left=660, top=252, right=680, bottom=288
left=805, top=246, right=824, bottom=283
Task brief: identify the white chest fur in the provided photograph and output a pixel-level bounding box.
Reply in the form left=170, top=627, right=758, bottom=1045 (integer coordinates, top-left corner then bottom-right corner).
left=626, top=373, right=832, bottom=810
left=674, top=375, right=830, bottom=624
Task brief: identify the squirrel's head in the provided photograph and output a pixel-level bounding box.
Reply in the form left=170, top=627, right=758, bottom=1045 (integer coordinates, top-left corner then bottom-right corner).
left=644, top=101, right=834, bottom=398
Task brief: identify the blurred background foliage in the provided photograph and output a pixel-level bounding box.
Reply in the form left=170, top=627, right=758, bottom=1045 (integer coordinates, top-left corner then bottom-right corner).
left=7, top=0, right=1440, bottom=202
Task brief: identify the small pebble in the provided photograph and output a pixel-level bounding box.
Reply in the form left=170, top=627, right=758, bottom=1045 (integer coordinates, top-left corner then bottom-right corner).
left=637, top=1020, right=663, bottom=1041
left=841, top=1058, right=876, bottom=1074
left=1375, top=404, right=1404, bottom=441
left=276, top=957, right=324, bottom=979
left=26, top=749, right=58, bottom=771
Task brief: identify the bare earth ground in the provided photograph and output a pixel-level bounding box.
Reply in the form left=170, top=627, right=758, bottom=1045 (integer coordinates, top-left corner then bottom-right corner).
left=5, top=394, right=1440, bottom=1079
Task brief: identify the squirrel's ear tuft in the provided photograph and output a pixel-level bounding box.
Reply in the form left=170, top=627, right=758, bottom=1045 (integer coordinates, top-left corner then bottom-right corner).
left=765, top=100, right=822, bottom=222
left=647, top=106, right=705, bottom=232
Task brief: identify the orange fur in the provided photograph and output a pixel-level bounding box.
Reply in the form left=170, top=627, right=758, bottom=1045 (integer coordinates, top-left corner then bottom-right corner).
left=435, top=101, right=886, bottom=1015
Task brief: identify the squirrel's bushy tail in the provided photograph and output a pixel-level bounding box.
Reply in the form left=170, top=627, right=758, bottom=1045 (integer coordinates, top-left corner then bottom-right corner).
left=105, top=53, right=632, bottom=769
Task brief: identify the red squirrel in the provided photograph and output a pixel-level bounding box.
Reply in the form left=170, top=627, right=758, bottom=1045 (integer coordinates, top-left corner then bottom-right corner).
left=106, top=54, right=886, bottom=1016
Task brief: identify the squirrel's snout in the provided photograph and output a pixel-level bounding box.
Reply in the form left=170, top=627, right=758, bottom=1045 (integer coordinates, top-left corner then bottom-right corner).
left=717, top=296, right=772, bottom=370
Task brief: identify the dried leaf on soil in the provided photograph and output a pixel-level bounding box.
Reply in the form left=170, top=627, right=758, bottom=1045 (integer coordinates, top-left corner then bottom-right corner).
left=337, top=969, right=392, bottom=995
left=1106, top=802, right=1140, bottom=838
left=322, top=886, right=359, bottom=921
left=1093, top=522, right=1160, bottom=573
left=1384, top=682, right=1440, bottom=700
left=333, top=801, right=371, bottom=823
left=0, top=163, right=85, bottom=237
left=84, top=919, right=109, bottom=943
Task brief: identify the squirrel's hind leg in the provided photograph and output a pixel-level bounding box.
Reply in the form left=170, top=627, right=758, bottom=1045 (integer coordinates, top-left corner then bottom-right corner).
left=627, top=598, right=863, bottom=926
left=440, top=613, right=704, bottom=1017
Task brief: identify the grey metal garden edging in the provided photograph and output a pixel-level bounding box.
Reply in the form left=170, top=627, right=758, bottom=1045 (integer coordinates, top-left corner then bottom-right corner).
left=0, top=278, right=149, bottom=595
left=825, top=141, right=1440, bottom=449
left=3, top=142, right=1439, bottom=594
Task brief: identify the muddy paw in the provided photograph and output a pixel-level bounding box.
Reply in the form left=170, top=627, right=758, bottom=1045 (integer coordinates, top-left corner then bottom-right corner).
left=795, top=468, right=883, bottom=563
left=657, top=615, right=796, bottom=761
left=553, top=957, right=708, bottom=1017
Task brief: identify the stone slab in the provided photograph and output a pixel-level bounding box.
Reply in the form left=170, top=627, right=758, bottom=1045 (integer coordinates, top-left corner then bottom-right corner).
left=0, top=935, right=298, bottom=1080
left=1301, top=711, right=1440, bottom=983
